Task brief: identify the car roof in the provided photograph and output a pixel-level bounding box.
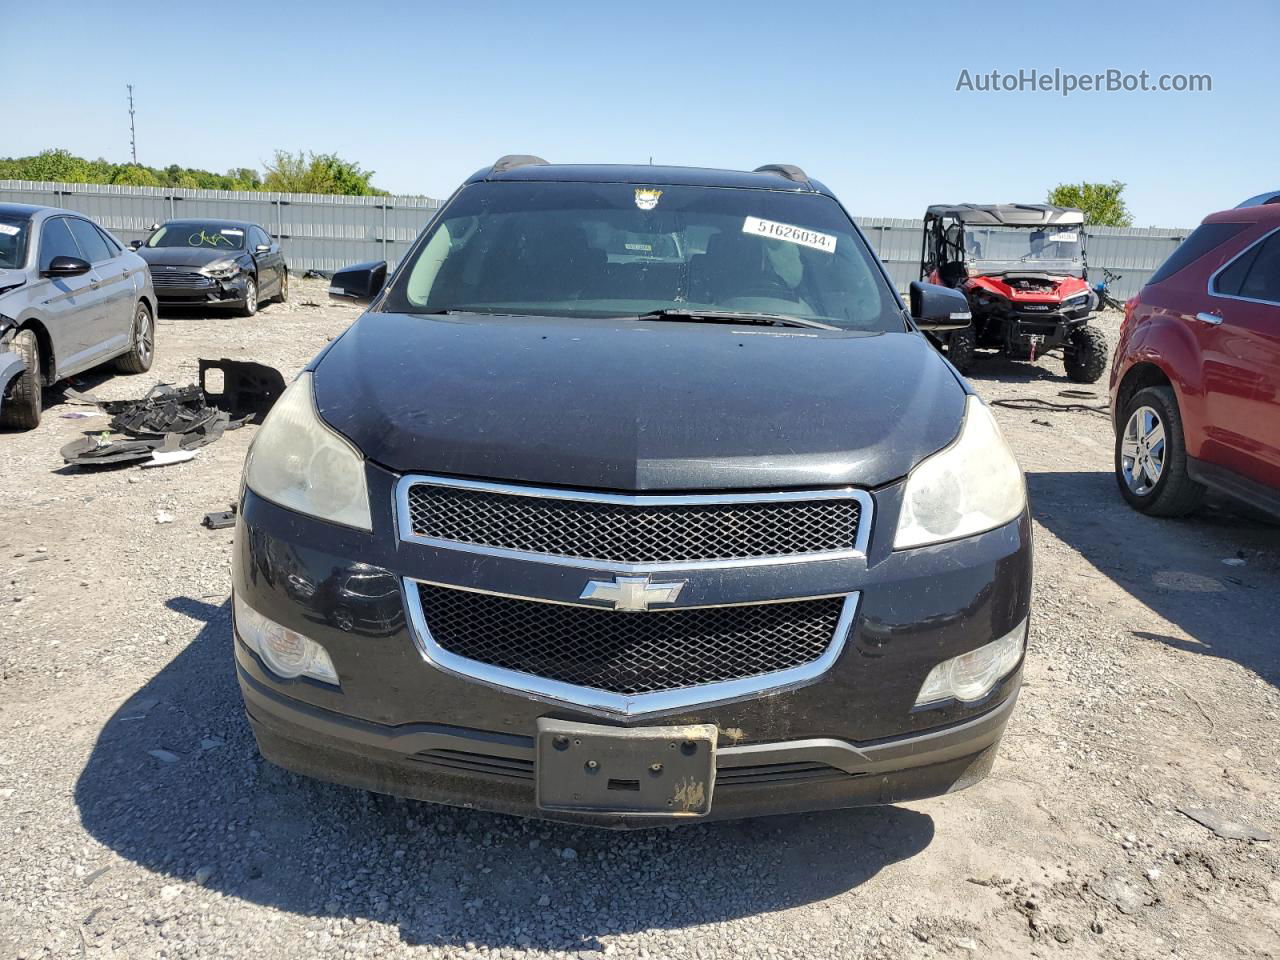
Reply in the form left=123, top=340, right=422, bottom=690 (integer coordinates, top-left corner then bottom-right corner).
left=1204, top=203, right=1280, bottom=225
left=0, top=202, right=81, bottom=220
left=160, top=218, right=254, bottom=228
left=1236, top=190, right=1280, bottom=208
left=924, top=203, right=1085, bottom=226
left=467, top=162, right=834, bottom=196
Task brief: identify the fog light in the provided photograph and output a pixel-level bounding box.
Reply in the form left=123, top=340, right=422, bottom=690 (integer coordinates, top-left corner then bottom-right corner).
left=234, top=593, right=339, bottom=685
left=915, top=620, right=1026, bottom=707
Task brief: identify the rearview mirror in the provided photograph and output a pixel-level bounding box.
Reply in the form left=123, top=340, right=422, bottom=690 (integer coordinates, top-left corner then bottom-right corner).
left=41, top=256, right=92, bottom=278
left=329, top=260, right=388, bottom=305
left=909, top=280, right=971, bottom=330
left=255, top=243, right=271, bottom=253
left=128, top=239, right=143, bottom=251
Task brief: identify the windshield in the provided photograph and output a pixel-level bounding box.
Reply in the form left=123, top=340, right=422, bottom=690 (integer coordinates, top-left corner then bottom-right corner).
left=383, top=181, right=903, bottom=331
left=147, top=223, right=246, bottom=251
left=963, top=224, right=1083, bottom=269
left=0, top=216, right=30, bottom=270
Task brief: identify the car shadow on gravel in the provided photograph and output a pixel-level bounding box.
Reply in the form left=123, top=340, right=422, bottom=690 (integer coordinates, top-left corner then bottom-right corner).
left=74, top=597, right=936, bottom=952
left=1027, top=470, right=1280, bottom=688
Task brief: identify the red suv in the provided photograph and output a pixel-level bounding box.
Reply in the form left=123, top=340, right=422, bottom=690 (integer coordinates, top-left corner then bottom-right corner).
left=1110, top=203, right=1280, bottom=518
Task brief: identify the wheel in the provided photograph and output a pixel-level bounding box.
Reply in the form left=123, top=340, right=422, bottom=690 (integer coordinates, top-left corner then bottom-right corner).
left=945, top=326, right=976, bottom=373
left=1064, top=325, right=1108, bottom=383
left=238, top=276, right=259, bottom=317
left=272, top=268, right=289, bottom=304
left=1115, top=386, right=1205, bottom=516
left=112, top=300, right=155, bottom=373
left=0, top=329, right=42, bottom=430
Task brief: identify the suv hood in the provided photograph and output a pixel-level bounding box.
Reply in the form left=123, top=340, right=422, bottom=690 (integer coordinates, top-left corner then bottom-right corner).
left=312, top=312, right=967, bottom=491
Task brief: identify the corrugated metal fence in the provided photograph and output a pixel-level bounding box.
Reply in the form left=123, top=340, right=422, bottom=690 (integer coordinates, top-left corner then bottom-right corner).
left=1, top=180, right=1187, bottom=299
left=0, top=180, right=441, bottom=276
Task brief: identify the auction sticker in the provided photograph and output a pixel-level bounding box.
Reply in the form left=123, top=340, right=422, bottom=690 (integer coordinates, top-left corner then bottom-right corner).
left=0, top=224, right=19, bottom=236
left=742, top=216, right=836, bottom=253
left=1048, top=231, right=1078, bottom=243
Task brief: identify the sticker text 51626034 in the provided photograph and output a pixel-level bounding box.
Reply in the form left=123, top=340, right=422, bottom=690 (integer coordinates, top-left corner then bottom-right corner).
left=742, top=216, right=837, bottom=254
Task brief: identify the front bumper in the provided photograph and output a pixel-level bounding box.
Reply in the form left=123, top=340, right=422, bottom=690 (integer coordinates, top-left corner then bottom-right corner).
left=149, top=272, right=248, bottom=305
left=241, top=658, right=1017, bottom=827
left=233, top=467, right=1032, bottom=826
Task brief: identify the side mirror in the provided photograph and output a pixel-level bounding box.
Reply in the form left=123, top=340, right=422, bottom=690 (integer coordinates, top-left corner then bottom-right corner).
left=255, top=243, right=271, bottom=253
left=42, top=256, right=92, bottom=279
left=909, top=280, right=971, bottom=330
left=128, top=239, right=143, bottom=251
left=329, top=260, right=388, bottom=305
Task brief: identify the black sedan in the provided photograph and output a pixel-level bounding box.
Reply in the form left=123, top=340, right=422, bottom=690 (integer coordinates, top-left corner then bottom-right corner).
left=133, top=219, right=288, bottom=316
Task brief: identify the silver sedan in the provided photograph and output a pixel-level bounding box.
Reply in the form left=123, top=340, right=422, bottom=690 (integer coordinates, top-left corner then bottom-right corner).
left=0, top=203, right=157, bottom=430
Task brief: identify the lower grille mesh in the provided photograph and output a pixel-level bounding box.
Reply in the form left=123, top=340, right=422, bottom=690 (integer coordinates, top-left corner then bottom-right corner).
left=416, top=584, right=846, bottom=696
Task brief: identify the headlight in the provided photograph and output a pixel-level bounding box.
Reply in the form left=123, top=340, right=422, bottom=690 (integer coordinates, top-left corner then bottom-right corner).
left=894, top=395, right=1025, bottom=548
left=200, top=258, right=241, bottom=279
left=1065, top=293, right=1090, bottom=310
left=244, top=372, right=372, bottom=530
left=234, top=593, right=339, bottom=684
left=915, top=619, right=1026, bottom=706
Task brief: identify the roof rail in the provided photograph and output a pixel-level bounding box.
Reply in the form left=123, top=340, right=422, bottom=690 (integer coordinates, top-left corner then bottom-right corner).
left=753, top=163, right=809, bottom=184
left=491, top=155, right=549, bottom=175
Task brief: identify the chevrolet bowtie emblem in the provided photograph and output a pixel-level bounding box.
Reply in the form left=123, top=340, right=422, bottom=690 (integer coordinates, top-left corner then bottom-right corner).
left=579, top=575, right=686, bottom=612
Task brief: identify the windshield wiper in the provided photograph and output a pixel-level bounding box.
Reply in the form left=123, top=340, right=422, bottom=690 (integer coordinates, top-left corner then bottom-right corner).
left=632, top=309, right=840, bottom=331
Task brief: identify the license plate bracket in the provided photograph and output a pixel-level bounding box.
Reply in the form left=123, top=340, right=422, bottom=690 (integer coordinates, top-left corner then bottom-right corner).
left=535, top=719, right=717, bottom=817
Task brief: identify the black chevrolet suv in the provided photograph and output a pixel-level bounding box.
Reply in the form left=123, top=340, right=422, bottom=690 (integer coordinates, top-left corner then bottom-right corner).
left=233, top=157, right=1032, bottom=826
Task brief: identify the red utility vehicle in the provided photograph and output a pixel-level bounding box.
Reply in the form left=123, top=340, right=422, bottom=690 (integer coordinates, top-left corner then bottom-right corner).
left=920, top=203, right=1108, bottom=381
left=1110, top=203, right=1280, bottom=517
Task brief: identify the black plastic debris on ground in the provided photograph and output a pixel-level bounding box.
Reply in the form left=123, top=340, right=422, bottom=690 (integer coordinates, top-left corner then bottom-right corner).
left=60, top=360, right=285, bottom=469
left=199, top=359, right=285, bottom=425
left=202, top=505, right=238, bottom=530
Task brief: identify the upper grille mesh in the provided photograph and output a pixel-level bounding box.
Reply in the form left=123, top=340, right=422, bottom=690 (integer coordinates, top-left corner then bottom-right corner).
left=417, top=584, right=845, bottom=695
left=405, top=484, right=861, bottom=564
left=149, top=271, right=211, bottom=288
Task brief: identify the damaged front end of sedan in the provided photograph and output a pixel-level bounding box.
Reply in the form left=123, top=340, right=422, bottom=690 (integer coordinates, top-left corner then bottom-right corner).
left=0, top=313, right=27, bottom=422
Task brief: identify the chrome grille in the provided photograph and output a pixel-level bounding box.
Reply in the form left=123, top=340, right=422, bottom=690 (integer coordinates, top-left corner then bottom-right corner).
left=402, top=479, right=866, bottom=567
left=149, top=271, right=210, bottom=288
left=415, top=583, right=848, bottom=696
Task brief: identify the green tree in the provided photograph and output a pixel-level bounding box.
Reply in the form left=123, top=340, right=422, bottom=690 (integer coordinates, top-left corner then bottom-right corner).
left=263, top=150, right=385, bottom=195
left=1046, top=181, right=1134, bottom=227
left=111, top=164, right=162, bottom=187
left=0, top=148, right=385, bottom=196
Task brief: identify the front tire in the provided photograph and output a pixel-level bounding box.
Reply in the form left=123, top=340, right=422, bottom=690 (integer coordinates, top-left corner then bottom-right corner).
left=112, top=300, right=155, bottom=374
left=1065, top=325, right=1108, bottom=383
left=946, top=326, right=976, bottom=373
left=238, top=276, right=259, bottom=317
left=1115, top=386, right=1205, bottom=516
left=0, top=329, right=42, bottom=430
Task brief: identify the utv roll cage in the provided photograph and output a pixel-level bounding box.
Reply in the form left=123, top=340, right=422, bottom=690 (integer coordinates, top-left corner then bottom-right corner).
left=920, top=204, right=1088, bottom=286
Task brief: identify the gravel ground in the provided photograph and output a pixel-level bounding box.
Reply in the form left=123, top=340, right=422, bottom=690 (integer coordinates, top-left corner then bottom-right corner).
left=1, top=282, right=1277, bottom=960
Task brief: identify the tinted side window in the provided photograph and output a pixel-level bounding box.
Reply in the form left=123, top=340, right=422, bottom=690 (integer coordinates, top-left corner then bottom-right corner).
left=96, top=224, right=123, bottom=255
left=1237, top=232, right=1280, bottom=304
left=39, top=218, right=82, bottom=271
left=68, top=218, right=113, bottom=263
left=1214, top=243, right=1261, bottom=296
left=1147, top=223, right=1248, bottom=287
left=251, top=226, right=270, bottom=248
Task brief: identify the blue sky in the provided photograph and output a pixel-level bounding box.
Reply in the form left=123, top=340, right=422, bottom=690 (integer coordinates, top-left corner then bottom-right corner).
left=6, top=0, right=1276, bottom=227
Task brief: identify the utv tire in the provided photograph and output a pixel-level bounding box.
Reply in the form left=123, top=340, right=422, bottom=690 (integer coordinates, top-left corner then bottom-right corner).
left=239, top=276, right=259, bottom=317
left=0, top=329, right=42, bottom=430
left=1065, top=325, right=1108, bottom=383
left=112, top=300, right=155, bottom=374
left=946, top=327, right=976, bottom=373
left=1115, top=385, right=1205, bottom=517
left=272, top=268, right=289, bottom=304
